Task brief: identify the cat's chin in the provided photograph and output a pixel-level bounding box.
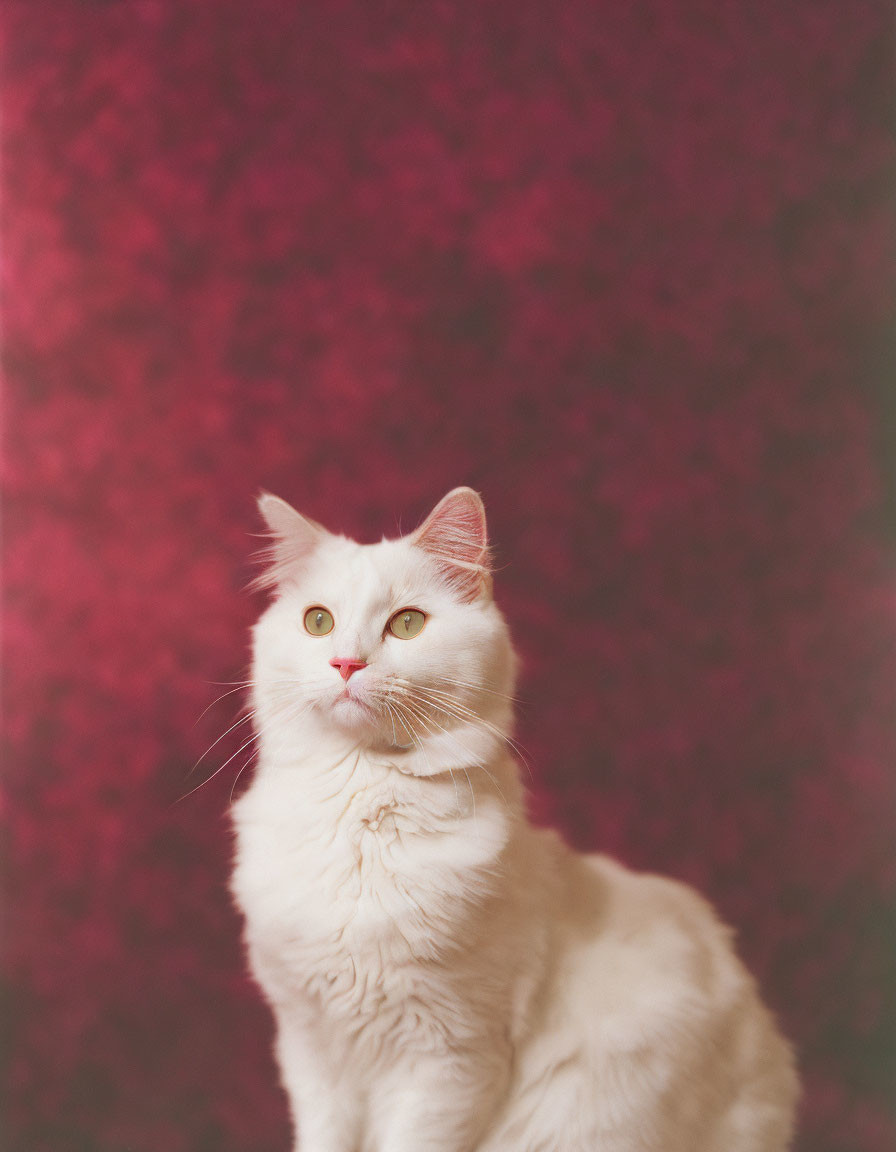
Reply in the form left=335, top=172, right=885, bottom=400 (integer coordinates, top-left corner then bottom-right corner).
left=328, top=691, right=380, bottom=735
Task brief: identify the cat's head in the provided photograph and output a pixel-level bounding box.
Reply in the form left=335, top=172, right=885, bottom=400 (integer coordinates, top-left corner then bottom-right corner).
left=250, top=488, right=517, bottom=772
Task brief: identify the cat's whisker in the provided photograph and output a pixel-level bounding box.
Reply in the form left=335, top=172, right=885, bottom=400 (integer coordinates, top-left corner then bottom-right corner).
left=458, top=764, right=476, bottom=821
left=392, top=687, right=512, bottom=809
left=397, top=681, right=512, bottom=746
left=179, top=693, right=312, bottom=804
left=414, top=682, right=519, bottom=733
left=407, top=705, right=485, bottom=818
left=195, top=682, right=257, bottom=723
left=430, top=674, right=520, bottom=704
left=387, top=698, right=450, bottom=800
left=386, top=696, right=422, bottom=748
left=403, top=699, right=470, bottom=821
left=422, top=677, right=534, bottom=768
left=406, top=683, right=535, bottom=782
left=449, top=765, right=463, bottom=816
left=229, top=751, right=258, bottom=804
left=188, top=708, right=257, bottom=778
left=391, top=683, right=491, bottom=743
left=383, top=698, right=415, bottom=750
left=384, top=699, right=401, bottom=747
left=175, top=729, right=264, bottom=804
left=393, top=693, right=494, bottom=815
left=385, top=698, right=426, bottom=765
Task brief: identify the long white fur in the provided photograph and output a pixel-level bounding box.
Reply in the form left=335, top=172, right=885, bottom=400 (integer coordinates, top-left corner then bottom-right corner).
left=230, top=488, right=799, bottom=1152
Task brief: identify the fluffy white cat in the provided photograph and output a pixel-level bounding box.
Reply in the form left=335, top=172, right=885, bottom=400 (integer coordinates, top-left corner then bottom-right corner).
left=230, top=487, right=798, bottom=1152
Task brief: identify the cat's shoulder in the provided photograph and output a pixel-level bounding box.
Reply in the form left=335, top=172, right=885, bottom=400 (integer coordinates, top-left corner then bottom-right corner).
left=551, top=848, right=753, bottom=1026
left=585, top=852, right=734, bottom=945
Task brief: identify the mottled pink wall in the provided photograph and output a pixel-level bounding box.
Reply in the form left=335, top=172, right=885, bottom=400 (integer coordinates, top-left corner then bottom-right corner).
left=3, top=2, right=895, bottom=1150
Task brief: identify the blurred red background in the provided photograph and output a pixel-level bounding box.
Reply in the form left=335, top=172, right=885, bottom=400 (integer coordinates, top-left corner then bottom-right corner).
left=3, top=2, right=895, bottom=1150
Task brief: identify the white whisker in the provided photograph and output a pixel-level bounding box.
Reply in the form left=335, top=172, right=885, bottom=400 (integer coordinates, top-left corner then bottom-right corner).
left=391, top=683, right=513, bottom=808
left=396, top=704, right=467, bottom=819
left=188, top=709, right=256, bottom=778
left=195, top=682, right=255, bottom=723
left=392, top=692, right=488, bottom=816
left=430, top=674, right=519, bottom=704
left=177, top=691, right=312, bottom=804
left=410, top=682, right=535, bottom=782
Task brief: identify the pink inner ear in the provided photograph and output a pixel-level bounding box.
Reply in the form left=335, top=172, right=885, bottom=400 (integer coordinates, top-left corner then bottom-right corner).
left=412, top=488, right=490, bottom=602
left=251, top=493, right=323, bottom=592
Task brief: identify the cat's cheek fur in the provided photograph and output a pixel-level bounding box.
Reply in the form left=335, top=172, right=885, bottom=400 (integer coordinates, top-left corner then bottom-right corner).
left=231, top=492, right=799, bottom=1152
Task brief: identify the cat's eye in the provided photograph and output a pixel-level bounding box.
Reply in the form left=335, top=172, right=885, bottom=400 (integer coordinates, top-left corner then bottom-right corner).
left=387, top=608, right=426, bottom=640
left=304, top=606, right=334, bottom=636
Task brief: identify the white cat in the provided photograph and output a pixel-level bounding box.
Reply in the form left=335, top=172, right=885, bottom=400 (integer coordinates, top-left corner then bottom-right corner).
left=230, top=487, right=799, bottom=1152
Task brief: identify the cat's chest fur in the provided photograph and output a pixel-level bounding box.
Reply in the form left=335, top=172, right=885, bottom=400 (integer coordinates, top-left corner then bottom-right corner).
left=231, top=752, right=511, bottom=1027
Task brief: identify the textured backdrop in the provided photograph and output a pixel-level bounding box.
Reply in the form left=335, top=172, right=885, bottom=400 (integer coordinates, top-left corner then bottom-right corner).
left=3, top=2, right=895, bottom=1150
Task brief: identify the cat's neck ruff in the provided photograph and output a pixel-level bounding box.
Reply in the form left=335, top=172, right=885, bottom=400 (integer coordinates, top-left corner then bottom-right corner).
left=236, top=712, right=525, bottom=939
left=255, top=703, right=517, bottom=790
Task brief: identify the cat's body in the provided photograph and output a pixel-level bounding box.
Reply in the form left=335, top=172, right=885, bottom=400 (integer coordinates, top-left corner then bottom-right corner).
left=231, top=488, right=798, bottom=1152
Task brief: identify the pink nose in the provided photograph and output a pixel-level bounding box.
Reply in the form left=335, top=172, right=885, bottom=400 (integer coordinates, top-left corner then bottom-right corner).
left=329, top=658, right=368, bottom=681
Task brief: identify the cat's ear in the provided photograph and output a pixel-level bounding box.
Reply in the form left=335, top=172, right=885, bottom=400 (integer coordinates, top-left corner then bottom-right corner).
left=411, top=487, right=492, bottom=602
left=250, top=492, right=325, bottom=592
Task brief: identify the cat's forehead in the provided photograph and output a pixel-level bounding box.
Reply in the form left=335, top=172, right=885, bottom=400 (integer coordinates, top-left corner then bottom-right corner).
left=302, top=534, right=435, bottom=603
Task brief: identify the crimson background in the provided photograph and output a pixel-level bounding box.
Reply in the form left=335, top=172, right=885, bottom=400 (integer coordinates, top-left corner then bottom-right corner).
left=3, top=2, right=895, bottom=1150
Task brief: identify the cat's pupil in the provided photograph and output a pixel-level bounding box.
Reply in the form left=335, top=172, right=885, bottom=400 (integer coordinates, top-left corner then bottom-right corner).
left=315, top=613, right=323, bottom=627
left=403, top=614, right=411, bottom=630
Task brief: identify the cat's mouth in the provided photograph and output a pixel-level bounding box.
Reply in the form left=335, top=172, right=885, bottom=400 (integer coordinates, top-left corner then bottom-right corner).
left=336, top=687, right=371, bottom=708
left=330, top=683, right=377, bottom=721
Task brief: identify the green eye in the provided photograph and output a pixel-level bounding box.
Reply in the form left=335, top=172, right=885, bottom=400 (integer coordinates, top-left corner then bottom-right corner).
left=304, top=606, right=334, bottom=636
left=388, top=608, right=426, bottom=640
